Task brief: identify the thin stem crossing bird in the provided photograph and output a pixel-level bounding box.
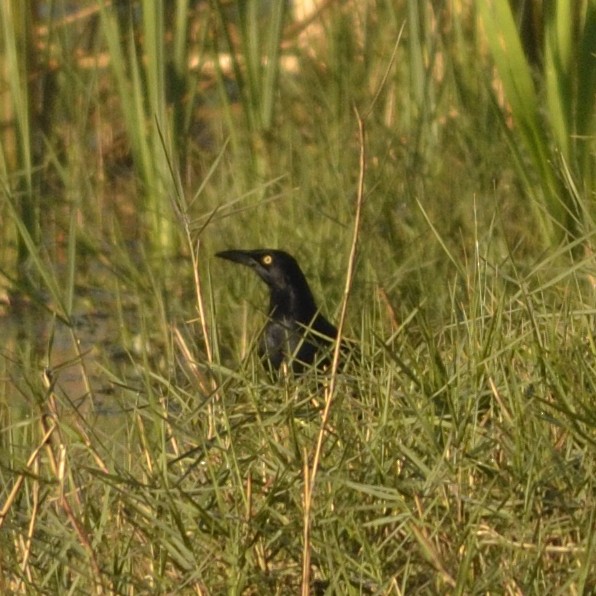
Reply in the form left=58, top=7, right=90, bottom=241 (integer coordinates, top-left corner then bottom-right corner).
left=216, top=249, right=338, bottom=374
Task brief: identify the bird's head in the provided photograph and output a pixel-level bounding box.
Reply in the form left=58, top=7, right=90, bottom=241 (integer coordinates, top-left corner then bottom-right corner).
left=216, top=249, right=309, bottom=292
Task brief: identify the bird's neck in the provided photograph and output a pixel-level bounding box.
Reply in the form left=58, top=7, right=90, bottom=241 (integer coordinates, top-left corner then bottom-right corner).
left=268, top=284, right=317, bottom=323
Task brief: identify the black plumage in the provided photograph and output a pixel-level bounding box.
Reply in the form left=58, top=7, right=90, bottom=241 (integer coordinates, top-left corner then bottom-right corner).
left=216, top=249, right=338, bottom=374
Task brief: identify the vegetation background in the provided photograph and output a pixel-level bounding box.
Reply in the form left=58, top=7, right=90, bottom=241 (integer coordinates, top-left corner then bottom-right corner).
left=0, top=0, right=594, bottom=593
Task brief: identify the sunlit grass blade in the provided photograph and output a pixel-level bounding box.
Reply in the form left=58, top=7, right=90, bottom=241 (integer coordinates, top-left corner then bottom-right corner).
left=478, top=1, right=561, bottom=236
left=478, top=0, right=595, bottom=246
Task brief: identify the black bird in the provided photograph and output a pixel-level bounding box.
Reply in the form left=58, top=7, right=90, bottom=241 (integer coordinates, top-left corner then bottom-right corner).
left=216, top=249, right=338, bottom=374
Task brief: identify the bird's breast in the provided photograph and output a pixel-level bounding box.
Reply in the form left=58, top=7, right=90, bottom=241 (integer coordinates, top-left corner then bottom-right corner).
left=259, top=319, right=297, bottom=368
left=261, top=316, right=328, bottom=372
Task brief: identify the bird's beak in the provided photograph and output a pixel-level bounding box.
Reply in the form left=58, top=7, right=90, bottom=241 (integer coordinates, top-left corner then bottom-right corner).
left=216, top=250, right=257, bottom=267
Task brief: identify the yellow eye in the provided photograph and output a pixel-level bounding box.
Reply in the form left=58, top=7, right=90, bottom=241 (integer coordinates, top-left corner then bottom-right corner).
left=262, top=255, right=273, bottom=266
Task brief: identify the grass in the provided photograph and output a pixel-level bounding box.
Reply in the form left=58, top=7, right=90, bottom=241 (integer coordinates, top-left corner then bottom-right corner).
left=1, top=1, right=595, bottom=593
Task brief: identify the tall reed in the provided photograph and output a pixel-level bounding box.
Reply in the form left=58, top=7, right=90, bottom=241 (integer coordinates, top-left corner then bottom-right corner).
left=478, top=0, right=596, bottom=247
